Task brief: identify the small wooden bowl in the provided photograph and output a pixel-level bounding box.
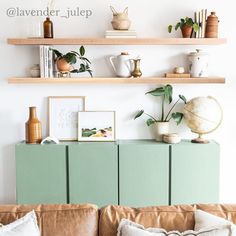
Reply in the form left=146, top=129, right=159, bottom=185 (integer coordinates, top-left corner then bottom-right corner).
left=163, top=133, right=181, bottom=144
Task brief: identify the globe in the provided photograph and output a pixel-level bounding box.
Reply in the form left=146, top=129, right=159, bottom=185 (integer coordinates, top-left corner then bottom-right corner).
left=183, top=96, right=223, bottom=143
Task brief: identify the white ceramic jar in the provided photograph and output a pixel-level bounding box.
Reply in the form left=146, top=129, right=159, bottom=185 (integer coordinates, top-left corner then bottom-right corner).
left=30, top=64, right=40, bottom=77
left=187, top=49, right=209, bottom=77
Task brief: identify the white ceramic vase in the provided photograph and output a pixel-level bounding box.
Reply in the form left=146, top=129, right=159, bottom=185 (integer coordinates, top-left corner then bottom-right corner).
left=154, top=122, right=170, bottom=142
left=188, top=49, right=209, bottom=77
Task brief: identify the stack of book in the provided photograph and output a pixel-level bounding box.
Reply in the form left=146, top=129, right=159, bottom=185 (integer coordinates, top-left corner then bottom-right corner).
left=105, top=30, right=137, bottom=38
left=39, top=46, right=54, bottom=78
left=194, top=9, right=207, bottom=38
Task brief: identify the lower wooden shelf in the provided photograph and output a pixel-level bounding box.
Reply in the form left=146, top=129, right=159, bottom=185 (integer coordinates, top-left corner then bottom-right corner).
left=8, top=77, right=225, bottom=84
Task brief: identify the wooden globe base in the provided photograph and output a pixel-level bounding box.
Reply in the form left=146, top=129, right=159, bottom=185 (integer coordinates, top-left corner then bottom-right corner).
left=191, top=137, right=209, bottom=144
left=191, top=133, right=209, bottom=144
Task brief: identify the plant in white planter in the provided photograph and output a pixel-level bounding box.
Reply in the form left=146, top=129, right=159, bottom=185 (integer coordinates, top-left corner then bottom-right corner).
left=134, top=85, right=187, bottom=141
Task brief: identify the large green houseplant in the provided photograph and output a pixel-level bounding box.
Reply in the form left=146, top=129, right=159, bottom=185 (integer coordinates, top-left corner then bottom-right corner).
left=168, top=17, right=199, bottom=38
left=52, top=46, right=93, bottom=77
left=134, top=85, right=187, bottom=141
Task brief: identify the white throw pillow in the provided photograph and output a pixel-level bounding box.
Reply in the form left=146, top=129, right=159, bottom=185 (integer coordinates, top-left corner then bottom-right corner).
left=117, top=219, right=232, bottom=236
left=194, top=210, right=236, bottom=235
left=0, top=210, right=40, bottom=236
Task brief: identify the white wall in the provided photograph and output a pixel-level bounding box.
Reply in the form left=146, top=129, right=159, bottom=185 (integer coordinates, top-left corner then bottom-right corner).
left=0, top=0, right=235, bottom=204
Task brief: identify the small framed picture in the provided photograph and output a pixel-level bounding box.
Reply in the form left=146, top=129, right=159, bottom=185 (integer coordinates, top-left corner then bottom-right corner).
left=48, top=96, right=85, bottom=141
left=78, top=111, right=116, bottom=141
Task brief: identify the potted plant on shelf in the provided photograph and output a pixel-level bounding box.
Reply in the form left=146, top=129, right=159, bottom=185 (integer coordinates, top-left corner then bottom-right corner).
left=168, top=17, right=199, bottom=38
left=52, top=46, right=93, bottom=77
left=134, top=85, right=187, bottom=141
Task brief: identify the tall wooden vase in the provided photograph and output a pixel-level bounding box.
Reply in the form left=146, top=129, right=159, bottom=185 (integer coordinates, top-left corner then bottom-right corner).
left=25, top=107, right=42, bottom=144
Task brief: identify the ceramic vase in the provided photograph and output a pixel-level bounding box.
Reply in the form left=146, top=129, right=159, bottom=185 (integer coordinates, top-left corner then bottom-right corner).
left=155, top=122, right=169, bottom=142
left=188, top=49, right=209, bottom=77
left=25, top=107, right=42, bottom=144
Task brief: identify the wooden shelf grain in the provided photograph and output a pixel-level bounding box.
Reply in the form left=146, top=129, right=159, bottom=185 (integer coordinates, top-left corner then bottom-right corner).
left=7, top=38, right=227, bottom=45
left=8, top=77, right=226, bottom=84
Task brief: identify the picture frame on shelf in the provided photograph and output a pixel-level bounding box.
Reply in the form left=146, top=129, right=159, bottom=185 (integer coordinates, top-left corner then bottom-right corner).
left=78, top=111, right=116, bottom=142
left=48, top=96, right=85, bottom=141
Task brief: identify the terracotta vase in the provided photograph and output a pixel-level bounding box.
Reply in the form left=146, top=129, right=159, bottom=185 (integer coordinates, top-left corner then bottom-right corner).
left=56, top=58, right=73, bottom=72
left=205, top=12, right=219, bottom=38
left=25, top=107, right=42, bottom=144
left=181, top=25, right=193, bottom=38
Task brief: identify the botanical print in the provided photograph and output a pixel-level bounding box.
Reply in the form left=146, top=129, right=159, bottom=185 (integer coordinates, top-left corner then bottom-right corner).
left=49, top=97, right=85, bottom=140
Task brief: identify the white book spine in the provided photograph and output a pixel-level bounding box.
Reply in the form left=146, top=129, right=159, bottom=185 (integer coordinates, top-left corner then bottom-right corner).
left=48, top=47, right=53, bottom=78
left=39, top=46, right=44, bottom=78
left=198, top=11, right=202, bottom=38
left=201, top=9, right=205, bottom=38
left=194, top=12, right=197, bottom=38
left=44, top=46, right=49, bottom=78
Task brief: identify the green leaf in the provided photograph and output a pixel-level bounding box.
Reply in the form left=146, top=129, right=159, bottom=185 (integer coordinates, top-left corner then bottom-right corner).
left=52, top=49, right=63, bottom=58
left=179, top=95, right=187, bottom=104
left=71, top=51, right=80, bottom=56
left=87, top=70, right=93, bottom=77
left=80, top=46, right=85, bottom=56
left=164, top=84, right=173, bottom=104
left=168, top=25, right=173, bottom=33
left=64, top=52, right=77, bottom=64
left=134, top=110, right=144, bottom=119
left=171, top=112, right=184, bottom=125
left=181, top=18, right=185, bottom=23
left=193, top=23, right=200, bottom=32
left=146, top=87, right=165, bottom=96
left=175, top=22, right=181, bottom=31
left=146, top=118, right=156, bottom=126
left=80, top=57, right=91, bottom=64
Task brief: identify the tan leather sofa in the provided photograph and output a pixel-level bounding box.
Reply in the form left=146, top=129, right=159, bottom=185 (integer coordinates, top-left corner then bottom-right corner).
left=1, top=203, right=236, bottom=236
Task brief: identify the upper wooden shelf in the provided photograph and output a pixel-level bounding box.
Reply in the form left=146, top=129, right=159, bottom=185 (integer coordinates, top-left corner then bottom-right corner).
left=8, top=77, right=225, bottom=84
left=7, top=38, right=227, bottom=45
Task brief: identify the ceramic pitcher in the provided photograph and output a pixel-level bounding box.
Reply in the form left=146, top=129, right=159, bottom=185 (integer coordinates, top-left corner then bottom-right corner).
left=109, top=52, right=132, bottom=77
left=188, top=49, right=209, bottom=77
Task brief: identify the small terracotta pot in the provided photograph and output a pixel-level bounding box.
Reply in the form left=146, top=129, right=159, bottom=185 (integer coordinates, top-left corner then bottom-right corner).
left=181, top=25, right=193, bottom=38
left=56, top=58, right=73, bottom=72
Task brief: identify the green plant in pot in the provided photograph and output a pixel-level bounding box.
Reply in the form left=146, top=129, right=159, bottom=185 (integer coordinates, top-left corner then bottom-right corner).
left=134, top=84, right=187, bottom=141
left=52, top=46, right=93, bottom=77
left=168, top=17, right=199, bottom=38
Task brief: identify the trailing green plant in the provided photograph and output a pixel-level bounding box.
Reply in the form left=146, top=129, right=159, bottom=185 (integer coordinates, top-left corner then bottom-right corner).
left=134, top=85, right=187, bottom=126
left=52, top=46, right=93, bottom=77
left=168, top=17, right=199, bottom=33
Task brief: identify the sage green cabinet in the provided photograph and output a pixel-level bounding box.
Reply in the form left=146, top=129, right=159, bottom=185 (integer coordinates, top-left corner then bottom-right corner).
left=69, top=142, right=118, bottom=207
left=119, top=140, right=169, bottom=207
left=171, top=141, right=220, bottom=205
left=15, top=143, right=67, bottom=204
left=15, top=140, right=219, bottom=206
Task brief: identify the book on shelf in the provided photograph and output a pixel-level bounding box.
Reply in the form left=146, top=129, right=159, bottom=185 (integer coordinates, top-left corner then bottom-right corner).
left=39, top=46, right=54, bottom=78
left=105, top=30, right=137, bottom=38
left=194, top=9, right=207, bottom=38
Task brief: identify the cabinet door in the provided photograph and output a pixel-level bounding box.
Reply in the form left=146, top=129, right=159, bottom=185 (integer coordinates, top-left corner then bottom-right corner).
left=119, top=141, right=169, bottom=207
left=69, top=142, right=118, bottom=207
left=16, top=144, right=67, bottom=204
left=171, top=141, right=220, bottom=205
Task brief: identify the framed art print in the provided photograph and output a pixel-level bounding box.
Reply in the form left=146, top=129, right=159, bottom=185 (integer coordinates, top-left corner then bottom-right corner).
left=78, top=111, right=116, bottom=141
left=48, top=96, right=85, bottom=141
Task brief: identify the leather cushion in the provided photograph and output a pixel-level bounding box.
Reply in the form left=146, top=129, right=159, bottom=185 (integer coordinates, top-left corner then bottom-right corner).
left=0, top=204, right=98, bottom=236
left=99, top=204, right=236, bottom=236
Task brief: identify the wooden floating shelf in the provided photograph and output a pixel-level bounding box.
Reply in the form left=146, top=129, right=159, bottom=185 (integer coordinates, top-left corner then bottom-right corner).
left=8, top=77, right=225, bottom=84
left=7, top=38, right=227, bottom=45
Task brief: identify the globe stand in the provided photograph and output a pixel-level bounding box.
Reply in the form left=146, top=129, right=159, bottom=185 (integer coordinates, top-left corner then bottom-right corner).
left=191, top=133, right=209, bottom=144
